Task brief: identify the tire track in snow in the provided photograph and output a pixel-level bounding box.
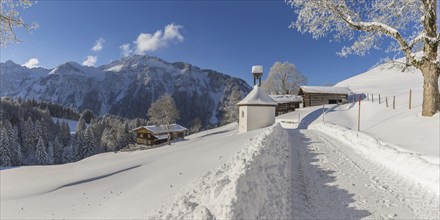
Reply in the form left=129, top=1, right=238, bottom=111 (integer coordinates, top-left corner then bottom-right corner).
left=288, top=129, right=439, bottom=219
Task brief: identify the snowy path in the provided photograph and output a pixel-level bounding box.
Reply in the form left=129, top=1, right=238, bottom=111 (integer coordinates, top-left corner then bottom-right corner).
left=288, top=128, right=440, bottom=219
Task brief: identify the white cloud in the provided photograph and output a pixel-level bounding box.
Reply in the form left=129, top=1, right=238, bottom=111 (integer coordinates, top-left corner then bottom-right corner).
left=92, top=38, right=105, bottom=52
left=120, top=43, right=132, bottom=57
left=120, top=23, right=184, bottom=56
left=82, top=55, right=97, bottom=66
left=22, top=58, right=40, bottom=68
left=163, top=23, right=184, bottom=41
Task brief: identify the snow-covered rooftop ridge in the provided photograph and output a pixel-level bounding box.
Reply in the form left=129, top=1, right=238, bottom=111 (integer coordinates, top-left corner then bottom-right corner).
left=299, top=86, right=353, bottom=94
left=269, top=94, right=303, bottom=104
left=237, top=86, right=278, bottom=106
left=133, top=124, right=188, bottom=134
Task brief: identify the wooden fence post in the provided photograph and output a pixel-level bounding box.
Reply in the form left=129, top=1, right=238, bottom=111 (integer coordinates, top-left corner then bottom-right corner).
left=358, top=96, right=361, bottom=131
left=386, top=97, right=388, bottom=107
left=379, top=94, right=381, bottom=104
left=322, top=104, right=325, bottom=122
left=409, top=89, right=412, bottom=109
left=393, top=96, right=395, bottom=109
left=372, top=94, right=374, bottom=102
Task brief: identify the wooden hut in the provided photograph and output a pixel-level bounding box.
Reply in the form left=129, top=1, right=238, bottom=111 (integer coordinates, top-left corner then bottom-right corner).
left=270, top=94, right=303, bottom=115
left=298, top=86, right=352, bottom=107
left=132, top=124, right=187, bottom=146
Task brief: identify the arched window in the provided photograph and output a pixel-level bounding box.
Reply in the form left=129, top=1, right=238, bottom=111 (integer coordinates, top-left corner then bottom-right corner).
left=241, top=111, right=244, bottom=118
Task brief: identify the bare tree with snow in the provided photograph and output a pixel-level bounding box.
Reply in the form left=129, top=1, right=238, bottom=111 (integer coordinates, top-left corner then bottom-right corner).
left=263, top=61, right=307, bottom=95
left=0, top=0, right=38, bottom=45
left=148, top=94, right=180, bottom=144
left=286, top=0, right=439, bottom=116
left=222, top=89, right=242, bottom=125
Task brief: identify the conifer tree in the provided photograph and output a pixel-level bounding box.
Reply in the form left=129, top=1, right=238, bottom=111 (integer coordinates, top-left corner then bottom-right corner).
left=47, top=140, right=54, bottom=165
left=82, top=128, right=96, bottom=158
left=60, top=120, right=71, bottom=146
left=0, top=128, right=12, bottom=167
left=22, top=117, right=36, bottom=159
left=35, top=136, right=48, bottom=165
left=74, top=132, right=85, bottom=161
left=52, top=136, right=62, bottom=164
left=8, top=124, right=23, bottom=166
left=62, top=145, right=74, bottom=163
left=76, top=117, right=87, bottom=133
left=35, top=119, right=48, bottom=144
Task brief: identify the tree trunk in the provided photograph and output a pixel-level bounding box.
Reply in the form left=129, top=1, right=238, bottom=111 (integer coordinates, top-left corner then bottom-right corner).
left=421, top=62, right=440, bottom=116
left=420, top=0, right=439, bottom=116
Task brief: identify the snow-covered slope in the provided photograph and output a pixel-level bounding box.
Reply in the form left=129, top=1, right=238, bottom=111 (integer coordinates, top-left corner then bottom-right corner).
left=331, top=62, right=439, bottom=163
left=0, top=56, right=251, bottom=127
left=1, top=123, right=271, bottom=219
left=278, top=61, right=439, bottom=163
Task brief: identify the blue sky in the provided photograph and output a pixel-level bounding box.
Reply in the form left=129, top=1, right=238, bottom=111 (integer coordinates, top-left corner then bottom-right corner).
left=1, top=0, right=392, bottom=86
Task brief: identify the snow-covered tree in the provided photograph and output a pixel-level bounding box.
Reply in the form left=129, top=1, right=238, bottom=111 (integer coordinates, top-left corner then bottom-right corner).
left=74, top=132, right=85, bottom=161
left=22, top=117, right=36, bottom=162
left=262, top=61, right=307, bottom=95
left=81, top=128, right=96, bottom=158
left=52, top=136, right=62, bottom=164
left=60, top=119, right=71, bottom=146
left=190, top=117, right=203, bottom=134
left=115, top=123, right=133, bottom=151
left=35, top=119, right=48, bottom=144
left=100, top=127, right=116, bottom=152
left=222, top=90, right=242, bottom=124
left=148, top=94, right=181, bottom=145
left=35, top=136, right=49, bottom=165
left=148, top=94, right=180, bottom=125
left=286, top=0, right=439, bottom=116
left=0, top=128, right=12, bottom=167
left=46, top=140, right=54, bottom=165
left=61, top=145, right=74, bottom=163
left=0, top=0, right=38, bottom=45
left=6, top=122, right=22, bottom=166
left=76, top=117, right=87, bottom=133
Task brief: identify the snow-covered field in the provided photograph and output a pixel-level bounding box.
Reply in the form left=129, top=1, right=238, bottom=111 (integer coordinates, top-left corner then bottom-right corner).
left=2, top=60, right=439, bottom=219
left=0, top=123, right=265, bottom=219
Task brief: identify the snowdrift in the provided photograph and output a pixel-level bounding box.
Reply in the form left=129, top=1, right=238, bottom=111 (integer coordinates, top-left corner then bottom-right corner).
left=150, top=124, right=292, bottom=219
left=311, top=122, right=440, bottom=196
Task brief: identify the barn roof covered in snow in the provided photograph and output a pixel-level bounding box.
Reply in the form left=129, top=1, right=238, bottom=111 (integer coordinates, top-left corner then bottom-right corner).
left=237, top=85, right=278, bottom=106
left=132, top=124, right=187, bottom=134
left=299, top=86, right=352, bottom=95
left=269, top=94, right=303, bottom=104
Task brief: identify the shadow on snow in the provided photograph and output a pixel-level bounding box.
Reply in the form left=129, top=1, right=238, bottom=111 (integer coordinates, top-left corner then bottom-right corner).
left=287, top=129, right=371, bottom=219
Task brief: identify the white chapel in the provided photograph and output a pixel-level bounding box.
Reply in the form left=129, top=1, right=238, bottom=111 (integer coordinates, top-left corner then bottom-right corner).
left=237, top=65, right=277, bottom=133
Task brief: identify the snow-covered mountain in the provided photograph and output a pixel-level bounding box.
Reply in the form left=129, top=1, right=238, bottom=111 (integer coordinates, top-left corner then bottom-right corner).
left=0, top=55, right=251, bottom=127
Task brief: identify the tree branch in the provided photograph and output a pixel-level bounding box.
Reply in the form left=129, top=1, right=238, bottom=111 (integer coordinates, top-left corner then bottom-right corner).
left=329, top=3, right=422, bottom=68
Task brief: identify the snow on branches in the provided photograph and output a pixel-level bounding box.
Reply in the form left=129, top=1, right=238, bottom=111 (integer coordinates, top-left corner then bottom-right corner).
left=287, top=0, right=440, bottom=116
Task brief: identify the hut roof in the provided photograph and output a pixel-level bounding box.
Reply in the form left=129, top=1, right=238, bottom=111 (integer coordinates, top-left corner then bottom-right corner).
left=237, top=85, right=278, bottom=106
left=269, top=94, right=303, bottom=104
left=299, top=86, right=352, bottom=95
left=132, top=124, right=187, bottom=134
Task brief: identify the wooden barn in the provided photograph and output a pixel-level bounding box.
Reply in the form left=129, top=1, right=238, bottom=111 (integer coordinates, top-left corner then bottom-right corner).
left=298, top=86, right=352, bottom=107
left=269, top=94, right=303, bottom=115
left=132, top=124, right=188, bottom=146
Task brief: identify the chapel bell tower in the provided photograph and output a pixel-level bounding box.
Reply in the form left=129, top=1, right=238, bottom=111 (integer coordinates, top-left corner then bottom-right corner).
left=252, top=65, right=263, bottom=87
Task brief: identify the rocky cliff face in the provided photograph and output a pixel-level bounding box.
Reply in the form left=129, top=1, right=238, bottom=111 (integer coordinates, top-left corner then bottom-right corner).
left=0, top=55, right=251, bottom=127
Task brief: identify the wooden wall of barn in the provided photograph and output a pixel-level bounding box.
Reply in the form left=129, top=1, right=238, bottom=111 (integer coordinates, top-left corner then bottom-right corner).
left=303, top=93, right=348, bottom=107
